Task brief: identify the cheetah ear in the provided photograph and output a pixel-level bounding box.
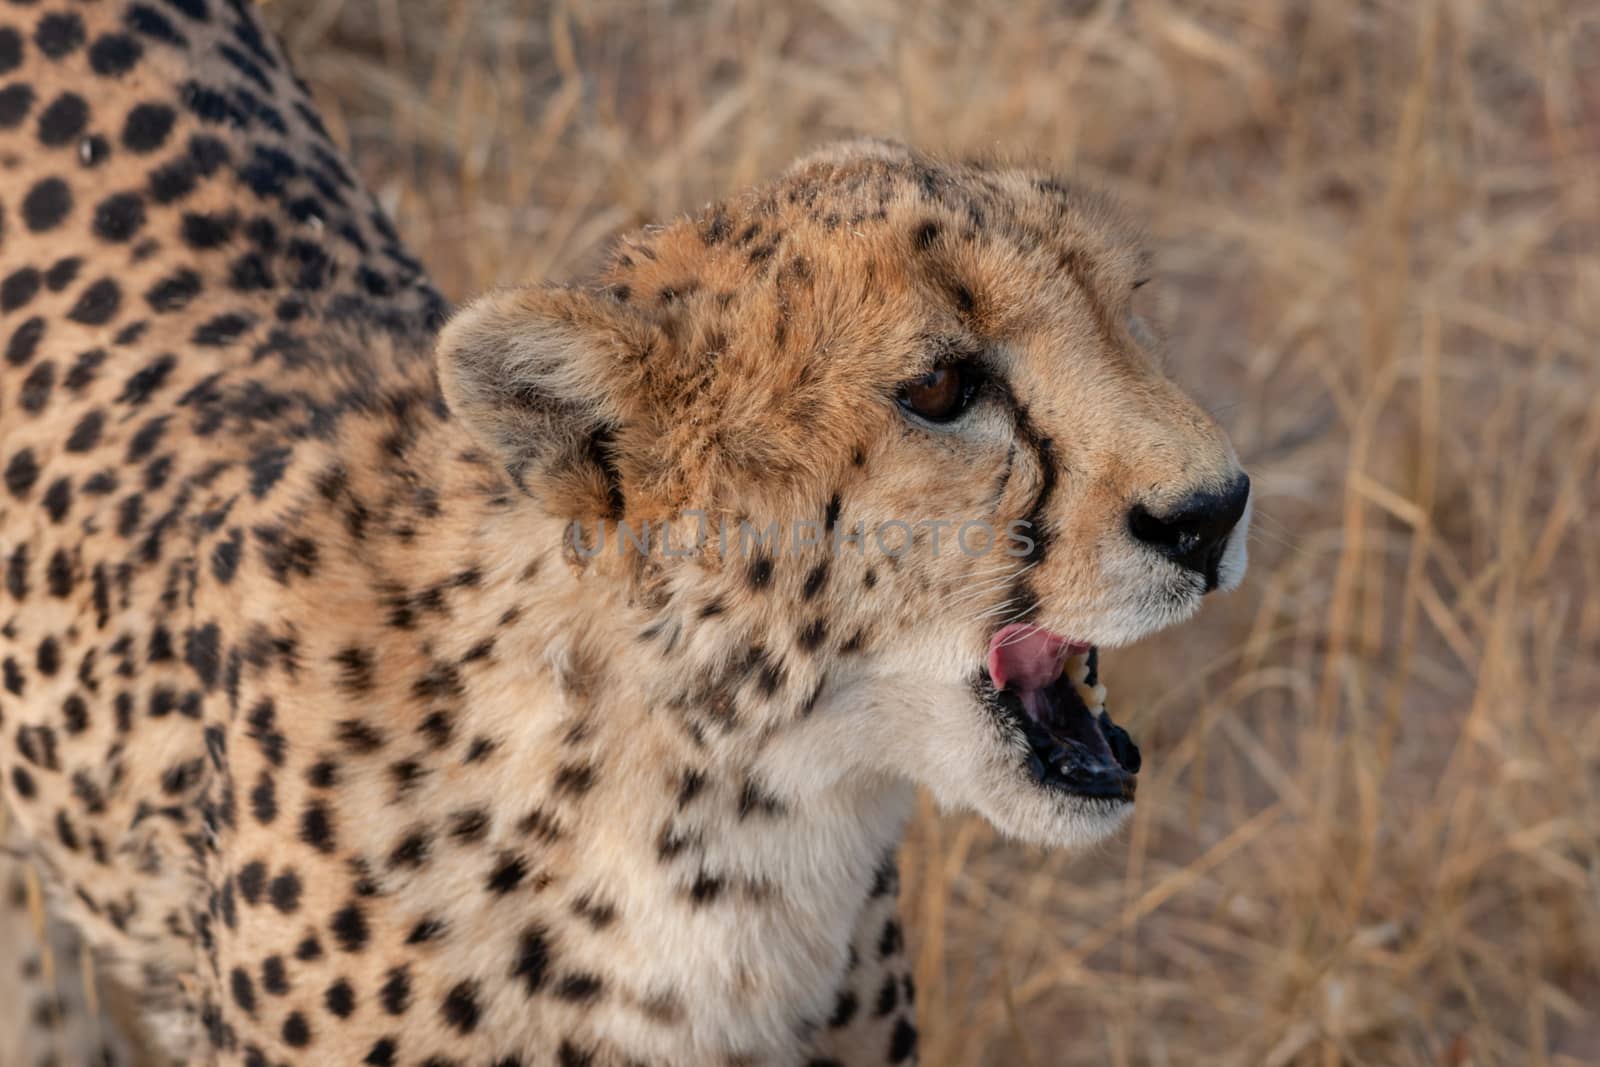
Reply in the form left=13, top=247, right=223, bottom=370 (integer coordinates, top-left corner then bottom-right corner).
left=436, top=285, right=660, bottom=519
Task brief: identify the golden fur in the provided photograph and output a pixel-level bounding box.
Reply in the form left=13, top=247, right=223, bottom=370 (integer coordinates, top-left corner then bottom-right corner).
left=0, top=5, right=1246, bottom=1064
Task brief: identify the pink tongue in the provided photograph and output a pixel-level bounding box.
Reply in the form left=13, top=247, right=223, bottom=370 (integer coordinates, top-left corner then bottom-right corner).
left=987, top=624, right=1089, bottom=691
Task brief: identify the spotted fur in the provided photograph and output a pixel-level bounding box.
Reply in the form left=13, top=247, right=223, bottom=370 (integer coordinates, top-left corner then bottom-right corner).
left=0, top=3, right=1247, bottom=1065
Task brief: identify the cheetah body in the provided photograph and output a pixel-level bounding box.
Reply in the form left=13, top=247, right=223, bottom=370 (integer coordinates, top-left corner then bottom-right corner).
left=0, top=3, right=1248, bottom=1065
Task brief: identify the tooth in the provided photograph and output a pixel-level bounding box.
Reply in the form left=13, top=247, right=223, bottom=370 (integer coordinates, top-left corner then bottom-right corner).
left=1067, top=676, right=1104, bottom=714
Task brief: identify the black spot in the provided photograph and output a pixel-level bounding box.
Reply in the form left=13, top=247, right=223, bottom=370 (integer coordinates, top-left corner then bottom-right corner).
left=65, top=351, right=105, bottom=394
left=5, top=448, right=40, bottom=498
left=93, top=192, right=147, bottom=242
left=89, top=33, right=142, bottom=76
left=281, top=1012, right=310, bottom=1048
left=126, top=414, right=168, bottom=462
left=0, top=83, right=32, bottom=128
left=869, top=853, right=898, bottom=898
left=690, top=871, right=724, bottom=905
left=2, top=267, right=40, bottom=312
left=287, top=239, right=330, bottom=290
left=875, top=973, right=899, bottom=1016
left=324, top=979, right=355, bottom=1018
left=235, top=861, right=267, bottom=904
left=45, top=257, right=82, bottom=292
left=335, top=718, right=385, bottom=753
left=36, top=92, right=87, bottom=146
left=738, top=780, right=787, bottom=819
left=118, top=353, right=176, bottom=403
left=228, top=251, right=272, bottom=291
left=62, top=694, right=88, bottom=733
left=557, top=1042, right=594, bottom=1067
left=334, top=646, right=375, bottom=694
left=127, top=5, right=187, bottom=47
left=45, top=548, right=73, bottom=597
left=117, top=101, right=175, bottom=154
left=363, top=1039, right=397, bottom=1066
left=299, top=801, right=335, bottom=853
left=266, top=868, right=302, bottom=913
left=511, top=925, right=551, bottom=995
left=231, top=967, right=256, bottom=1014
left=373, top=810, right=431, bottom=869
left=210, top=528, right=242, bottom=583
left=878, top=918, right=904, bottom=959
left=261, top=955, right=289, bottom=995
left=23, top=177, right=72, bottom=232
left=82, top=129, right=114, bottom=168
left=68, top=278, right=122, bottom=326
left=440, top=981, right=481, bottom=1034
left=330, top=901, right=368, bottom=952
left=748, top=555, right=773, bottom=590
left=486, top=852, right=528, bottom=894
left=35, top=637, right=59, bottom=676
left=181, top=210, right=235, bottom=248
left=676, top=769, right=706, bottom=809
left=554, top=973, right=603, bottom=1003
left=21, top=364, right=56, bottom=415
left=35, top=12, right=86, bottom=59
left=185, top=623, right=221, bottom=689
left=247, top=446, right=291, bottom=498
left=888, top=1019, right=918, bottom=1063
left=193, top=312, right=253, bottom=346
left=160, top=757, right=201, bottom=794
left=249, top=771, right=276, bottom=824
left=65, top=409, right=104, bottom=452
left=802, top=561, right=830, bottom=600
left=380, top=966, right=411, bottom=1015
left=305, top=759, right=339, bottom=789
left=798, top=619, right=828, bottom=652
left=145, top=270, right=201, bottom=312
left=6, top=316, right=45, bottom=365
left=0, top=26, right=18, bottom=75
left=828, top=989, right=858, bottom=1028
left=6, top=544, right=28, bottom=600
left=450, top=807, right=490, bottom=843
left=552, top=763, right=595, bottom=797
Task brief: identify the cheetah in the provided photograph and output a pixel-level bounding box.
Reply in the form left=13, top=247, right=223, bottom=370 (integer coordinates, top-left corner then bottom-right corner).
left=0, top=2, right=1251, bottom=1065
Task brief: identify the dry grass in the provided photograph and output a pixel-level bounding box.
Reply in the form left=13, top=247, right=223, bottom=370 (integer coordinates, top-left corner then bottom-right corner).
left=252, top=2, right=1600, bottom=1063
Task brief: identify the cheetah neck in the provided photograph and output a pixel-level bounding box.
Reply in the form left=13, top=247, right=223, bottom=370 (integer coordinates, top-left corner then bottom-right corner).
left=255, top=401, right=917, bottom=1058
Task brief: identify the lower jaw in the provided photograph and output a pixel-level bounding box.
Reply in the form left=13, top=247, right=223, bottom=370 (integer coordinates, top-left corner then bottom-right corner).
left=990, top=646, right=1140, bottom=802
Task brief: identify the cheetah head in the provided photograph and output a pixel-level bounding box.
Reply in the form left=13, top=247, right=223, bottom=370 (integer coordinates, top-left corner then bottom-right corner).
left=438, top=140, right=1250, bottom=851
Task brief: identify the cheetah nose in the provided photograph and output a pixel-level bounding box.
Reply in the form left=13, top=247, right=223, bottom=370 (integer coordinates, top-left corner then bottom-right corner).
left=1127, top=472, right=1250, bottom=592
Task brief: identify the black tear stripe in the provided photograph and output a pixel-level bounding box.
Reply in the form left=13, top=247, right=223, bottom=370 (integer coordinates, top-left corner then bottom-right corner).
left=990, top=379, right=1058, bottom=626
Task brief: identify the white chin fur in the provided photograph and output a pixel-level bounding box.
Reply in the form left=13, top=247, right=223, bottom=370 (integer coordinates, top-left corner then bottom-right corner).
left=1215, top=494, right=1252, bottom=593
left=968, top=773, right=1134, bottom=850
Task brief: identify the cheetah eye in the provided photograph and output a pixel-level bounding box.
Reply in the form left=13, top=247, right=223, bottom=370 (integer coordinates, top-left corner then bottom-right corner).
left=896, top=363, right=982, bottom=424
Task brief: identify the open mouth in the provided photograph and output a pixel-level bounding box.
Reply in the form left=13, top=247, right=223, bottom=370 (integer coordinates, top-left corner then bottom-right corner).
left=983, top=623, right=1141, bottom=801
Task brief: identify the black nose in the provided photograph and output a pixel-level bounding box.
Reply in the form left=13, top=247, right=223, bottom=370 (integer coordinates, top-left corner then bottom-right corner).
left=1128, top=472, right=1250, bottom=591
